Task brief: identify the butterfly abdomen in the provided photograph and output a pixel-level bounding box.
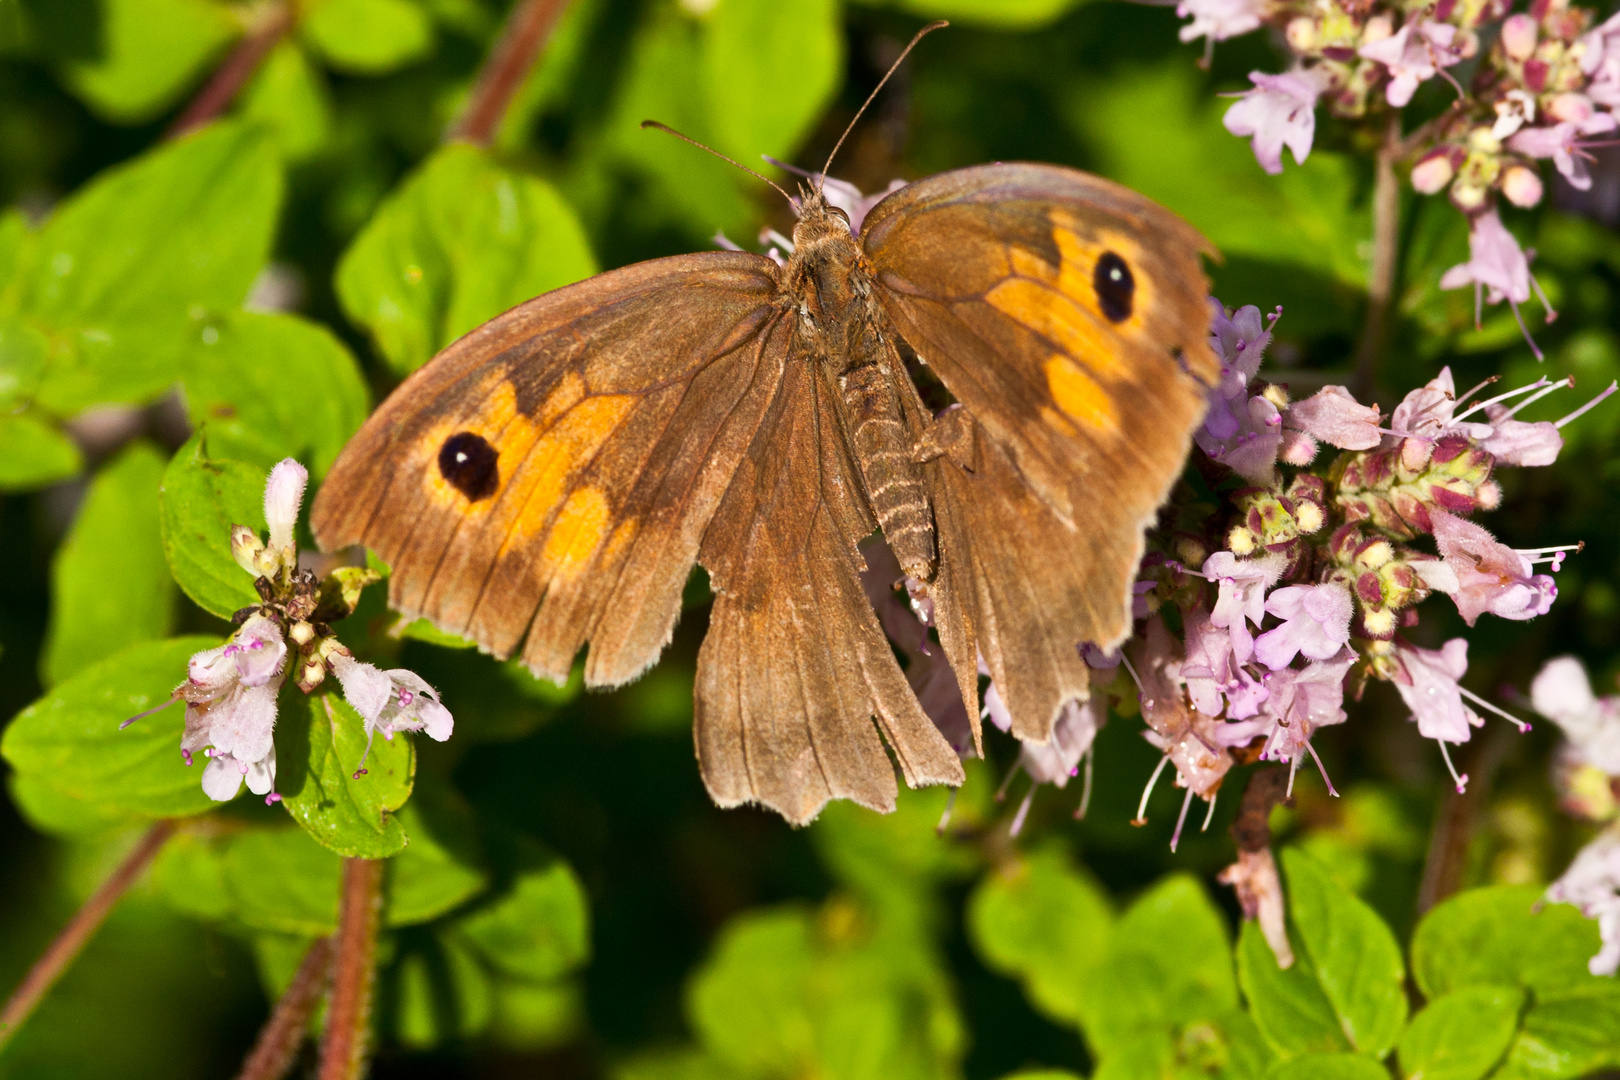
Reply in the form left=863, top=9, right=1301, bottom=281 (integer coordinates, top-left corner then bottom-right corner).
left=838, top=356, right=936, bottom=582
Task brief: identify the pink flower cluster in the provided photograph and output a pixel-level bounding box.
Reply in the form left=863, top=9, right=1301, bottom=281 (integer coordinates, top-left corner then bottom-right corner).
left=968, top=300, right=1611, bottom=848
left=124, top=459, right=455, bottom=804
left=1188, top=0, right=1620, bottom=350
left=1533, top=655, right=1620, bottom=975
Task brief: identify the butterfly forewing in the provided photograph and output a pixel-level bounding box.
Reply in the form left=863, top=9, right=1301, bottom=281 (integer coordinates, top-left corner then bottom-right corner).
left=311, top=253, right=790, bottom=688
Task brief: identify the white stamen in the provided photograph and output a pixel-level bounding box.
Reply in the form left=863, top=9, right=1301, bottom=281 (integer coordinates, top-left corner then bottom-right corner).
left=1170, top=788, right=1195, bottom=852
left=1557, top=381, right=1619, bottom=427
left=1136, top=753, right=1171, bottom=823
left=1436, top=738, right=1470, bottom=793
left=1457, top=685, right=1531, bottom=732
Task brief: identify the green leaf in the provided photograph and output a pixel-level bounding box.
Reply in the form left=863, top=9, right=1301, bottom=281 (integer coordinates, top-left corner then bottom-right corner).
left=1281, top=848, right=1407, bottom=1058
left=966, top=846, right=1112, bottom=1025
left=1093, top=1033, right=1175, bottom=1080
left=301, top=0, right=435, bottom=75
left=43, top=443, right=174, bottom=687
left=1493, top=982, right=1620, bottom=1080
left=687, top=908, right=818, bottom=1075
left=225, top=827, right=344, bottom=935
left=596, top=5, right=753, bottom=239
left=238, top=40, right=333, bottom=162
left=613, top=1048, right=750, bottom=1080
left=457, top=856, right=590, bottom=982
left=1082, top=874, right=1237, bottom=1058
left=6, top=771, right=132, bottom=835
left=55, top=0, right=236, bottom=123
left=1265, top=1052, right=1389, bottom=1080
left=1396, top=985, right=1522, bottom=1080
left=702, top=0, right=842, bottom=165
left=0, top=411, right=82, bottom=490
left=1410, top=885, right=1607, bottom=999
left=1, top=636, right=219, bottom=824
left=178, top=311, right=369, bottom=475
left=999, top=1072, right=1085, bottom=1080
left=158, top=430, right=265, bottom=620
left=1236, top=920, right=1352, bottom=1059
left=387, top=796, right=488, bottom=927
left=12, top=122, right=282, bottom=414
left=489, top=978, right=581, bottom=1050
left=278, top=692, right=413, bottom=859
left=858, top=0, right=1090, bottom=28
left=150, top=828, right=234, bottom=922
left=336, top=142, right=596, bottom=375
left=0, top=310, right=48, bottom=407
left=394, top=931, right=494, bottom=1046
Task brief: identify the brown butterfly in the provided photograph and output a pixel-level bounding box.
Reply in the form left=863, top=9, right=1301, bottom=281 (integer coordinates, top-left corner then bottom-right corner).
left=311, top=29, right=1219, bottom=825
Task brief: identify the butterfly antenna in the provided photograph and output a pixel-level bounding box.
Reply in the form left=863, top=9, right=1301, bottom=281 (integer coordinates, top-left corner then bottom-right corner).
left=817, top=20, right=947, bottom=192
left=639, top=120, right=796, bottom=206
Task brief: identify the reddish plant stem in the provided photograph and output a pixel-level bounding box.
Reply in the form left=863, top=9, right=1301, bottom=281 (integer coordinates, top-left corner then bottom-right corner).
left=1230, top=766, right=1292, bottom=854
left=447, top=0, right=573, bottom=146
left=167, top=3, right=293, bottom=141
left=317, top=858, right=383, bottom=1080
left=233, top=936, right=334, bottom=1080
left=1417, top=723, right=1517, bottom=913
left=0, top=820, right=175, bottom=1052
left=1352, top=115, right=1403, bottom=404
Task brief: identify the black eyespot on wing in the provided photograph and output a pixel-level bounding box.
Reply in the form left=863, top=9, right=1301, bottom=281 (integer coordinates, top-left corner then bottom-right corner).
left=1094, top=251, right=1134, bottom=323
left=438, top=432, right=499, bottom=501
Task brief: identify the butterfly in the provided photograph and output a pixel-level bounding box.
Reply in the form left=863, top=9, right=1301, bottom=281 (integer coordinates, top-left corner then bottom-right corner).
left=310, top=33, right=1219, bottom=825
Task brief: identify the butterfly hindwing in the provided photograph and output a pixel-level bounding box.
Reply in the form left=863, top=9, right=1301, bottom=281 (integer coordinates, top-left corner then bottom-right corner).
left=863, top=163, right=1218, bottom=740
left=695, top=351, right=964, bottom=824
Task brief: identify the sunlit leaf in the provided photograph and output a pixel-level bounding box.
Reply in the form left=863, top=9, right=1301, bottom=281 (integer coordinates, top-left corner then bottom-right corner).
left=1397, top=985, right=1522, bottom=1080
left=158, top=430, right=265, bottom=620
left=278, top=691, right=413, bottom=859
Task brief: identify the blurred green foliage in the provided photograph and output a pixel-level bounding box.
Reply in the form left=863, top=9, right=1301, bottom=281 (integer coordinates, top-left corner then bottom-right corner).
left=0, top=0, right=1618, bottom=1078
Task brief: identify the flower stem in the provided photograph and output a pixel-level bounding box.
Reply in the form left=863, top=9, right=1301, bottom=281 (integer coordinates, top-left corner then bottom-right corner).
left=233, top=936, right=334, bottom=1080
left=0, top=820, right=175, bottom=1053
left=1353, top=116, right=1403, bottom=403
left=167, top=2, right=293, bottom=140
left=1416, top=723, right=1516, bottom=912
left=317, top=858, right=383, bottom=1080
left=446, top=0, right=573, bottom=146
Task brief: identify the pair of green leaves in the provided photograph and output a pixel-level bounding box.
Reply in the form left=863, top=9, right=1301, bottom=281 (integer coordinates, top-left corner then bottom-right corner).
left=970, top=844, right=1620, bottom=1080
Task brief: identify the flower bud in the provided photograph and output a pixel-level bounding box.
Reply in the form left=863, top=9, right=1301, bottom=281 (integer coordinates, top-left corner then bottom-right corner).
left=264, top=458, right=309, bottom=570
left=231, top=524, right=266, bottom=577
left=1411, top=151, right=1456, bottom=193
left=1503, top=165, right=1545, bottom=207
left=1286, top=16, right=1319, bottom=52
left=1502, top=13, right=1537, bottom=60
left=1362, top=14, right=1393, bottom=45
left=1450, top=179, right=1488, bottom=211
left=1548, top=92, right=1595, bottom=124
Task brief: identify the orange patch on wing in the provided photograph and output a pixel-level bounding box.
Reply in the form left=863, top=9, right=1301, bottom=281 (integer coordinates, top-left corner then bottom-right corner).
left=1044, top=355, right=1119, bottom=435
left=986, top=278, right=1124, bottom=383
left=1050, top=210, right=1151, bottom=340
left=536, top=370, right=585, bottom=428
left=541, top=487, right=611, bottom=583
left=504, top=394, right=636, bottom=544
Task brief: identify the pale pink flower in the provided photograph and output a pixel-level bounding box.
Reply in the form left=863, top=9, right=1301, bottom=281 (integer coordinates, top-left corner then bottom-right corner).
left=1411, top=150, right=1457, bottom=193
left=1501, top=165, right=1545, bottom=208
left=1178, top=0, right=1267, bottom=46
left=1439, top=211, right=1554, bottom=357
left=331, top=653, right=455, bottom=777
left=1508, top=116, right=1618, bottom=191
left=1429, top=511, right=1560, bottom=624
left=1182, top=608, right=1269, bottom=719
left=1196, top=302, right=1283, bottom=481
left=1532, top=657, right=1620, bottom=774
left=263, top=458, right=308, bottom=571
left=1203, top=550, right=1287, bottom=662
left=1359, top=20, right=1462, bottom=107
left=1223, top=70, right=1323, bottom=175
left=1545, top=828, right=1620, bottom=976
left=135, top=614, right=289, bottom=803
left=1392, top=639, right=1481, bottom=790
left=1283, top=385, right=1382, bottom=452
left=1020, top=698, right=1106, bottom=788
left=1253, top=583, right=1353, bottom=670
left=1215, top=651, right=1353, bottom=795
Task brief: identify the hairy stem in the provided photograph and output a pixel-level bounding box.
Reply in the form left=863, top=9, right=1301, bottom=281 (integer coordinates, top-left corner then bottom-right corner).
left=447, top=0, right=573, bottom=146
left=317, top=859, right=383, bottom=1080
left=168, top=3, right=293, bottom=140
left=1353, top=117, right=1403, bottom=403
left=1230, top=766, right=1292, bottom=853
left=234, top=936, right=334, bottom=1080
left=0, top=820, right=175, bottom=1052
